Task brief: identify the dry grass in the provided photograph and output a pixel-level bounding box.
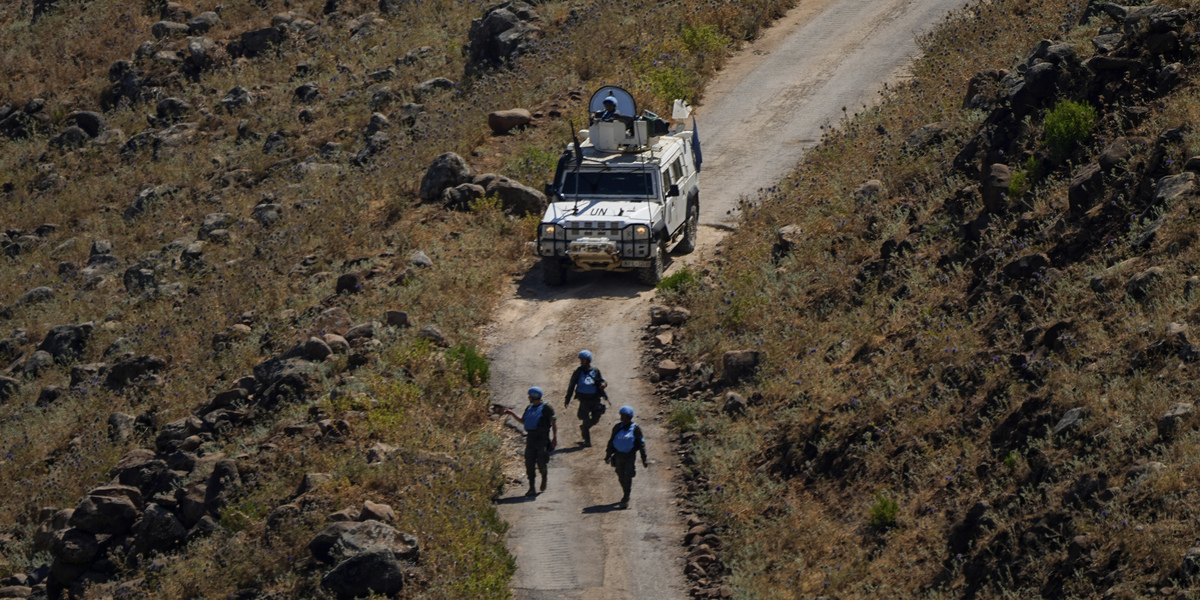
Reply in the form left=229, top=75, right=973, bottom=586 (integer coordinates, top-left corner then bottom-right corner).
left=0, top=0, right=796, bottom=593
left=664, top=0, right=1200, bottom=597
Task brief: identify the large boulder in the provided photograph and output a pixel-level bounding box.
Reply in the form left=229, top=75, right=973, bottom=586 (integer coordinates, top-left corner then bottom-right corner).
left=321, top=549, right=415, bottom=600
left=66, top=111, right=106, bottom=138
left=308, top=519, right=420, bottom=564
left=132, top=503, right=188, bottom=554
left=233, top=26, right=287, bottom=58
left=475, top=174, right=546, bottom=216
left=38, top=323, right=93, bottom=363
left=418, top=153, right=472, bottom=202
left=466, top=1, right=540, bottom=73
left=723, top=350, right=760, bottom=383
left=204, top=459, right=241, bottom=513
left=487, top=108, right=532, bottom=134
left=51, top=529, right=99, bottom=564
left=69, top=492, right=141, bottom=535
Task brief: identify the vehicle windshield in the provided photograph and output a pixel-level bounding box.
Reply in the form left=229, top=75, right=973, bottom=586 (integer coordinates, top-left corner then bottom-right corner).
left=560, top=171, right=656, bottom=197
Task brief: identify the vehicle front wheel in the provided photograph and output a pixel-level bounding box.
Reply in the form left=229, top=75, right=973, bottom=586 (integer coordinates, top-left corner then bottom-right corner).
left=542, top=257, right=568, bottom=286
left=637, top=243, right=665, bottom=286
left=675, top=202, right=699, bottom=255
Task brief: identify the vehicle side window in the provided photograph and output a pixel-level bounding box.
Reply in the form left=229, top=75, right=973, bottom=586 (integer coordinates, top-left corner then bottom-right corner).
left=661, top=170, right=671, bottom=192
left=669, top=159, right=683, bottom=182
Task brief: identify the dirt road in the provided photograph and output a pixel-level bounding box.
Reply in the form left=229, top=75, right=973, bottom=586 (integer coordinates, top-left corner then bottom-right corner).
left=486, top=0, right=968, bottom=597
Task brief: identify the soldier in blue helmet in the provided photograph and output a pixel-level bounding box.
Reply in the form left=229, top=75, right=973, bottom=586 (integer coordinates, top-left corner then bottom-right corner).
left=604, top=405, right=647, bottom=509
left=565, top=349, right=607, bottom=447
left=590, top=95, right=634, bottom=129
left=501, top=386, right=558, bottom=496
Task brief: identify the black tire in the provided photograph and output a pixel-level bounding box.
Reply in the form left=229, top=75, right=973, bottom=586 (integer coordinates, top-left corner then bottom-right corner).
left=675, top=202, right=699, bottom=255
left=542, top=258, right=567, bottom=286
left=637, top=243, right=665, bottom=286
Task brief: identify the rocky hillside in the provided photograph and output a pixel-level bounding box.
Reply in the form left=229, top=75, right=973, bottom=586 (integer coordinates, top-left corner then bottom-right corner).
left=0, top=0, right=797, bottom=596
left=656, top=0, right=1200, bottom=598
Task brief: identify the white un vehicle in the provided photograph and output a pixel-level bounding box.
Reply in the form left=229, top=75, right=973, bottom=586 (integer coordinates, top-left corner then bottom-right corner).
left=537, top=86, right=700, bottom=286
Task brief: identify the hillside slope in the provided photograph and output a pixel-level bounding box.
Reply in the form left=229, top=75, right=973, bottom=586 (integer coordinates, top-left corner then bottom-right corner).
left=0, top=0, right=800, bottom=596
left=658, top=0, right=1200, bottom=597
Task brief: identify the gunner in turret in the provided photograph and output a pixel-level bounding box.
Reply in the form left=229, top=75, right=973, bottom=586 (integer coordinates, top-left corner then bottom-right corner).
left=591, top=95, right=633, bottom=129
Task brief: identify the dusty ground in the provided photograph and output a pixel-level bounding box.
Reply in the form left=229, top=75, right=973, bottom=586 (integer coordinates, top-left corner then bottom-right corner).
left=486, top=0, right=969, bottom=597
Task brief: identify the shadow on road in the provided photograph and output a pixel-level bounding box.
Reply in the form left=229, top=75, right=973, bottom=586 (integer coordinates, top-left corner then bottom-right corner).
left=553, top=445, right=589, bottom=455
left=514, top=267, right=655, bottom=302
left=495, top=494, right=540, bottom=505
left=581, top=502, right=626, bottom=514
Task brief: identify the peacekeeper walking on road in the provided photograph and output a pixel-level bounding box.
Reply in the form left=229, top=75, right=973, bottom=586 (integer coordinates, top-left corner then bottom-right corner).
left=565, top=349, right=607, bottom=447
left=604, top=406, right=647, bottom=509
left=501, top=387, right=558, bottom=496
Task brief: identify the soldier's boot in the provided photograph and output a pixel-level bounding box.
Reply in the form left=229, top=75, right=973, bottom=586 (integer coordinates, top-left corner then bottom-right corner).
left=538, top=466, right=548, bottom=492
left=525, top=468, right=537, bottom=496
left=580, top=425, right=591, bottom=447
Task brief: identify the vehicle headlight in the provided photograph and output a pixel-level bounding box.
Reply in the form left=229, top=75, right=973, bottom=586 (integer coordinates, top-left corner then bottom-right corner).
left=541, top=224, right=556, bottom=238
left=634, top=225, right=649, bottom=238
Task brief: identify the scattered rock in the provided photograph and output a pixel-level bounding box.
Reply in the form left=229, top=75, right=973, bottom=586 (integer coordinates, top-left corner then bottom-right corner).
left=722, top=350, right=760, bottom=383
left=442, top=183, right=486, bottom=210
left=413, top=77, right=455, bottom=101
left=151, top=20, right=191, bottom=39
left=253, top=203, right=283, bottom=226
left=39, top=322, right=95, bottom=363
left=656, top=359, right=680, bottom=378
left=981, top=163, right=1012, bottom=213
left=0, top=377, right=18, bottom=403
left=360, top=501, right=396, bottom=522
left=1126, top=266, right=1164, bottom=300
left=416, top=324, right=448, bottom=347
left=487, top=109, right=532, bottom=134
left=1067, top=162, right=1102, bottom=214
left=187, top=11, right=221, bottom=34
left=410, top=251, right=433, bottom=268
left=1158, top=403, right=1196, bottom=442
left=722, top=392, right=748, bottom=416
left=1052, top=407, right=1086, bottom=437
left=219, top=86, right=255, bottom=113
left=295, top=82, right=321, bottom=103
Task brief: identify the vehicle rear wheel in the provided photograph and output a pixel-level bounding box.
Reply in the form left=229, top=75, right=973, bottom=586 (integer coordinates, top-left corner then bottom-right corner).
left=542, top=258, right=568, bottom=286
left=637, top=243, right=665, bottom=286
left=675, top=202, right=699, bottom=255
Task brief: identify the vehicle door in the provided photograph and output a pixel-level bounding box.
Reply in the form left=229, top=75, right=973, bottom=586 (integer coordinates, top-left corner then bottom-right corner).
left=663, top=157, right=686, bottom=234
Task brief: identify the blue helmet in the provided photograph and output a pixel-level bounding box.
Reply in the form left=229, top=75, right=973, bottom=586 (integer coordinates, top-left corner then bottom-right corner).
left=578, top=349, right=593, bottom=361
left=619, top=405, right=634, bottom=417
left=528, top=386, right=543, bottom=399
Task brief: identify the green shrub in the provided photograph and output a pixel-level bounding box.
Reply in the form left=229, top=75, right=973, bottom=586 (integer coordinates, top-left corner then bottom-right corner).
left=669, top=401, right=701, bottom=432
left=503, top=143, right=560, bottom=186
left=1044, top=100, right=1097, bottom=156
left=647, top=66, right=699, bottom=103
left=681, top=24, right=729, bottom=55
left=449, top=343, right=491, bottom=385
left=1003, top=450, right=1020, bottom=469
left=657, top=266, right=700, bottom=292
left=868, top=491, right=899, bottom=530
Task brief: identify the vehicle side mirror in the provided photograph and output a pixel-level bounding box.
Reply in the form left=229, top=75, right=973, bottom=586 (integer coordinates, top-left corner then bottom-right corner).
left=667, top=184, right=680, bottom=197
left=544, top=183, right=557, bottom=196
